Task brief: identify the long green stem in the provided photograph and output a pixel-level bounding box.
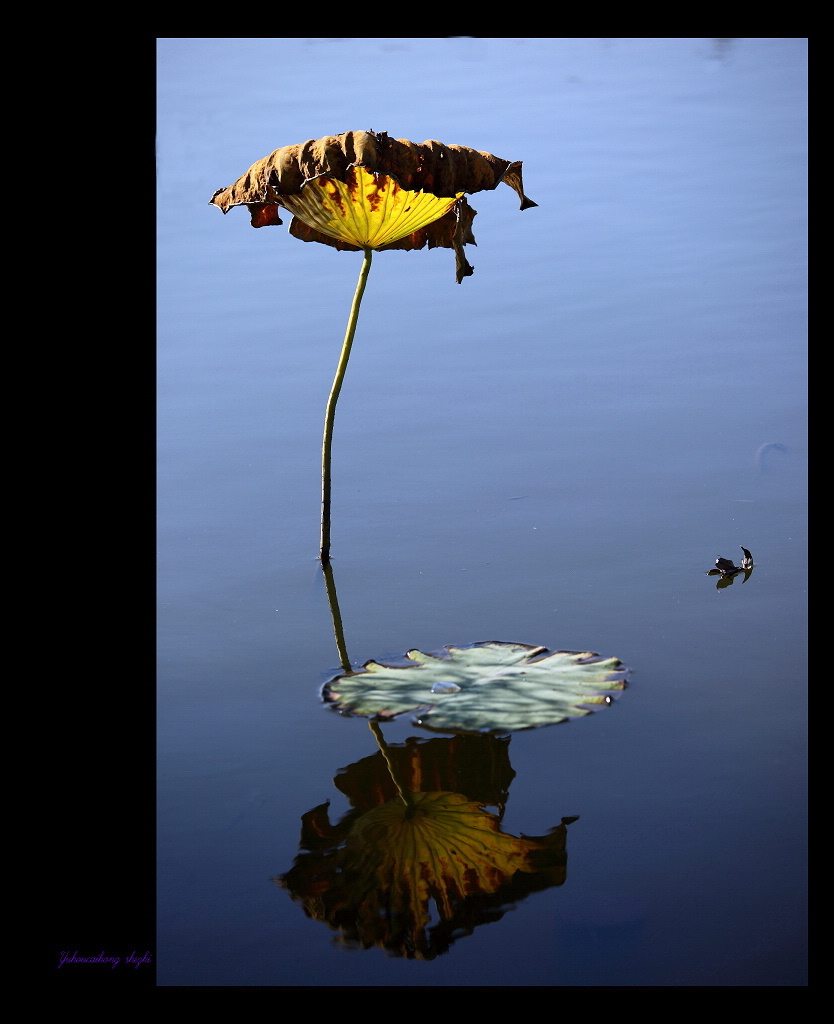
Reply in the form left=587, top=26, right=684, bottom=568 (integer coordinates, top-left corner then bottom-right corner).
left=321, top=559, right=351, bottom=671
left=320, top=247, right=373, bottom=562
left=368, top=720, right=413, bottom=810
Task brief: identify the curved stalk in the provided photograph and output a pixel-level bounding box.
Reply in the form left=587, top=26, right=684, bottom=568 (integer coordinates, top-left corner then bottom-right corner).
left=321, top=559, right=351, bottom=672
left=320, top=247, right=373, bottom=562
left=368, top=719, right=414, bottom=810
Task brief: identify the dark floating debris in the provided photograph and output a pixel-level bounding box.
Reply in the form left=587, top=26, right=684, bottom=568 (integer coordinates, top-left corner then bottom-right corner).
left=706, top=546, right=754, bottom=587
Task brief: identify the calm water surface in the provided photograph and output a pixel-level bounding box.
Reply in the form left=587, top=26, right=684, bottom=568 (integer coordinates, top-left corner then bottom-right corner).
left=156, top=38, right=806, bottom=986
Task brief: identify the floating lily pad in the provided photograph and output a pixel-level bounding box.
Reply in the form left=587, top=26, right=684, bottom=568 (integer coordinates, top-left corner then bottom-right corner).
left=322, top=641, right=629, bottom=734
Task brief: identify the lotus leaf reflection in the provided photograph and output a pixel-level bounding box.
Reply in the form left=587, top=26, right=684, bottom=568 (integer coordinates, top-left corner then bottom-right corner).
left=274, top=733, right=577, bottom=960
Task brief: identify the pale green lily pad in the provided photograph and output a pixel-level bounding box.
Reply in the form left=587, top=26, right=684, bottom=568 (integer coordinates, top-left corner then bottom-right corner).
left=322, top=641, right=629, bottom=734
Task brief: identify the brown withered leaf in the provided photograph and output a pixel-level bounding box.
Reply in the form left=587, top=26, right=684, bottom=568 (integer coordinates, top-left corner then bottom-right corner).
left=209, top=130, right=536, bottom=282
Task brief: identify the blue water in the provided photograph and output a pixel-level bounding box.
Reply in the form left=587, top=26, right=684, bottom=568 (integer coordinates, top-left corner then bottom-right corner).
left=155, top=38, right=806, bottom=986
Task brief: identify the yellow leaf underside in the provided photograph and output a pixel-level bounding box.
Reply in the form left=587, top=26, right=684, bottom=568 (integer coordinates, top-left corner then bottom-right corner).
left=350, top=792, right=533, bottom=902
left=279, top=166, right=462, bottom=248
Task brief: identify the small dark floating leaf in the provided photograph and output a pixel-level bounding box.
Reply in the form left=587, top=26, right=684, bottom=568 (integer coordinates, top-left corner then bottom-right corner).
left=709, top=546, right=754, bottom=576
left=707, top=547, right=755, bottom=588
